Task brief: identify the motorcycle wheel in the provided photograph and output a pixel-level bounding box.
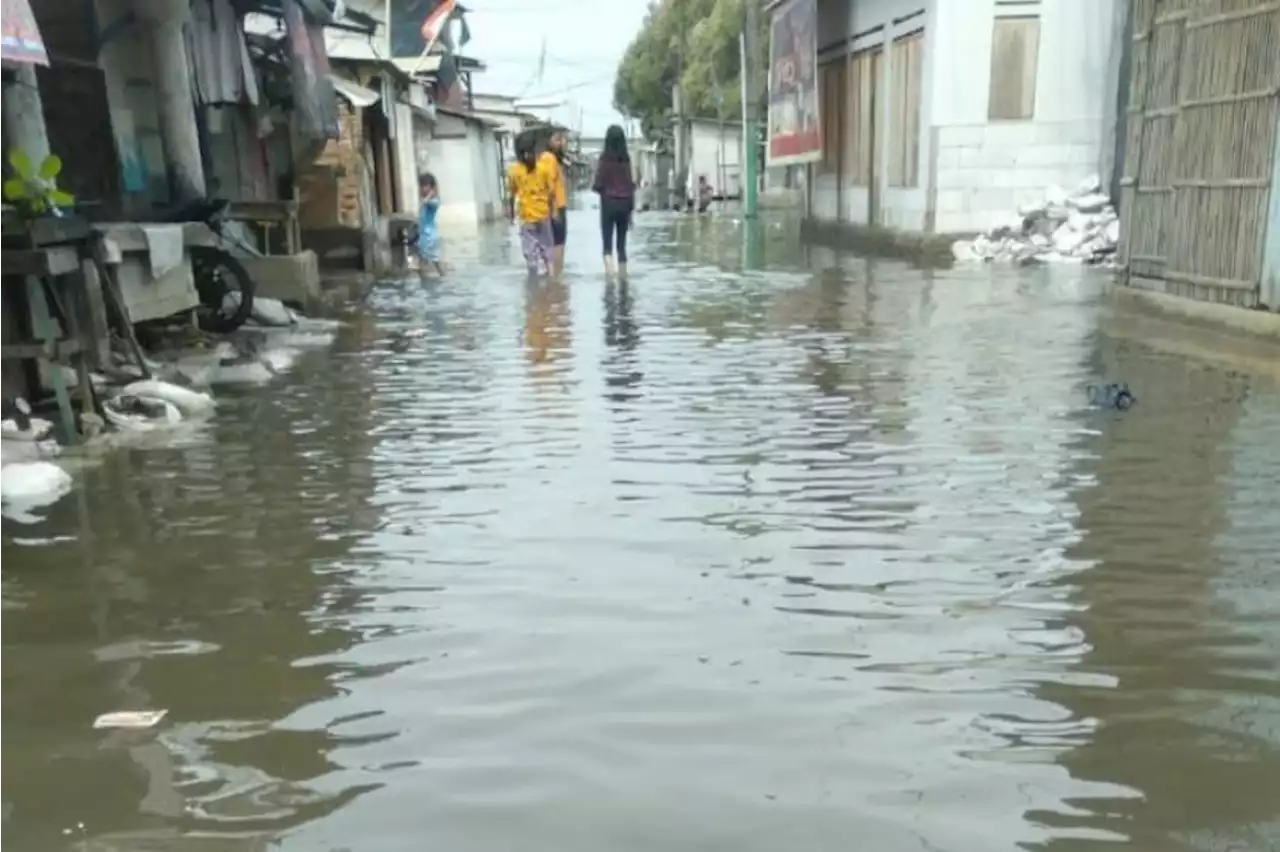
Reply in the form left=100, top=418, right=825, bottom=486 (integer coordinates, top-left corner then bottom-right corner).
left=190, top=246, right=255, bottom=333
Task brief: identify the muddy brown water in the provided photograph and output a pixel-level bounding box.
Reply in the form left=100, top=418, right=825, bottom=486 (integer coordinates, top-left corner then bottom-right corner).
left=4, top=211, right=1279, bottom=851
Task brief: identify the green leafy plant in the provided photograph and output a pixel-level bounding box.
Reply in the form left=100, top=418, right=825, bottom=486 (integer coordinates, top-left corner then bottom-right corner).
left=3, top=148, right=75, bottom=219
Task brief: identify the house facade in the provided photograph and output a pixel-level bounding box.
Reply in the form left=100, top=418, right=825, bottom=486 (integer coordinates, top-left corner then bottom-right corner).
left=798, top=0, right=1125, bottom=235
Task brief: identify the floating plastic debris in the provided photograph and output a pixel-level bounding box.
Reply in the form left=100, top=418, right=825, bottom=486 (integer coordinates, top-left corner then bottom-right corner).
left=92, top=709, right=168, bottom=730
left=1087, top=383, right=1136, bottom=410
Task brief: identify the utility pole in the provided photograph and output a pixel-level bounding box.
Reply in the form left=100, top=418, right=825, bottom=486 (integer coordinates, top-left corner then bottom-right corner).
left=742, top=0, right=761, bottom=218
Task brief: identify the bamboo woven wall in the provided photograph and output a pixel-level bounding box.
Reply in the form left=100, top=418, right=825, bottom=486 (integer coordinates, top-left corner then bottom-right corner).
left=1119, top=0, right=1280, bottom=307
left=1122, top=5, right=1186, bottom=282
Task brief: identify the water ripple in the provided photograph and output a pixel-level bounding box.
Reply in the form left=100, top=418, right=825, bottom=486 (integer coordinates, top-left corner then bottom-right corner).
left=3, top=214, right=1279, bottom=851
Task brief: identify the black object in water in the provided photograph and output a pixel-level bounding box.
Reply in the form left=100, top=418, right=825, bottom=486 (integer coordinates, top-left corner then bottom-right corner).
left=1087, top=382, right=1136, bottom=410
left=2, top=396, right=33, bottom=431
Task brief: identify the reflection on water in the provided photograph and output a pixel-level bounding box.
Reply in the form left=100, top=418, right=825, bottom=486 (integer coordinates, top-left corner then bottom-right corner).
left=602, top=281, right=642, bottom=408
left=3, top=212, right=1279, bottom=851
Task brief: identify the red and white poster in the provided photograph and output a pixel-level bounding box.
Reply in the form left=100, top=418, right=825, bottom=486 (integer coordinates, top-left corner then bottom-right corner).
left=767, top=0, right=821, bottom=167
left=1, top=0, right=49, bottom=65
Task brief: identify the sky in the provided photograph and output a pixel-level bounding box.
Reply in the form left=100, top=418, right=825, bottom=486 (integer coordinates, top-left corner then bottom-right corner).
left=459, top=0, right=651, bottom=136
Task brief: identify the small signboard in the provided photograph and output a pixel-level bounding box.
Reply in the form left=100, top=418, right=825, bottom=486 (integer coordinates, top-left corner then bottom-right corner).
left=766, top=0, right=821, bottom=167
left=1, top=0, right=49, bottom=66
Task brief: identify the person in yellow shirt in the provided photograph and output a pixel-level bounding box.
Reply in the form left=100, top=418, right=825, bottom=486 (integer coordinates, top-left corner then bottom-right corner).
left=507, top=133, right=555, bottom=277
left=539, top=130, right=569, bottom=275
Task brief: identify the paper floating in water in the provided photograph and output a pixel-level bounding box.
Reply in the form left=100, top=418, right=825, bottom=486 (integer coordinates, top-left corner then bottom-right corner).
left=92, top=709, right=169, bottom=730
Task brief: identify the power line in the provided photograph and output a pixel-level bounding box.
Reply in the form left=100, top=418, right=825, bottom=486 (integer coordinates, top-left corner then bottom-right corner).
left=464, top=1, right=581, bottom=16
left=517, top=73, right=615, bottom=100
left=482, top=53, right=616, bottom=70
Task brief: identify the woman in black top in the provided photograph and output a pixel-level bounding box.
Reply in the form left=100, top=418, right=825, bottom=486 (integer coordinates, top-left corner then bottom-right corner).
left=592, top=125, right=636, bottom=279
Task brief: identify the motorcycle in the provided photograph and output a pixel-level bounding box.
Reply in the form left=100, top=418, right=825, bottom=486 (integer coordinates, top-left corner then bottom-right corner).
left=155, top=197, right=257, bottom=333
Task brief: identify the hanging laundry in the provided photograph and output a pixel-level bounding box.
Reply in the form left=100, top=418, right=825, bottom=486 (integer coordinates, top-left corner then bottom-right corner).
left=282, top=0, right=339, bottom=146
left=184, top=0, right=260, bottom=106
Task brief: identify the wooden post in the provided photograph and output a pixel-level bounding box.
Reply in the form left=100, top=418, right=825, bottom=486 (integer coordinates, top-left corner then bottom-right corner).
left=2, top=64, right=51, bottom=166
left=79, top=258, right=112, bottom=370
left=25, top=277, right=79, bottom=443
left=143, top=3, right=206, bottom=202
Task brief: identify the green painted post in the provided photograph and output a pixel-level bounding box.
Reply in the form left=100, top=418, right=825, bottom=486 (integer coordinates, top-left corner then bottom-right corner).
left=742, top=2, right=761, bottom=219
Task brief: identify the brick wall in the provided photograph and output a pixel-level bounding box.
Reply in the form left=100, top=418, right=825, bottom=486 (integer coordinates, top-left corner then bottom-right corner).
left=299, top=99, right=366, bottom=228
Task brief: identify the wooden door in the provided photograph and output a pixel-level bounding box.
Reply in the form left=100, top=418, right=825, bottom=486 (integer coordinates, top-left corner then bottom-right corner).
left=845, top=46, right=878, bottom=223
left=868, top=47, right=882, bottom=226
left=819, top=56, right=847, bottom=218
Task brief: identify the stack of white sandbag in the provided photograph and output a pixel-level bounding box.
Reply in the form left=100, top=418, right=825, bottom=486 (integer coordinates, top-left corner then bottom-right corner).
left=953, top=176, right=1121, bottom=266
left=102, top=379, right=216, bottom=431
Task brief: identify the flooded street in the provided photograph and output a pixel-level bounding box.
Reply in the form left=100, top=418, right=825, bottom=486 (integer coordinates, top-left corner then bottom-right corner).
left=4, top=210, right=1280, bottom=851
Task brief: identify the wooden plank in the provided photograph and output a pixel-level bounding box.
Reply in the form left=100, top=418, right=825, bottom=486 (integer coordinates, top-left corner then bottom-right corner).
left=225, top=200, right=300, bottom=223
left=2, top=247, right=82, bottom=277
left=78, top=258, right=112, bottom=369
left=1180, top=88, right=1280, bottom=110
left=25, top=276, right=78, bottom=443
left=1186, top=2, right=1280, bottom=30
left=90, top=222, right=218, bottom=252
left=0, top=340, right=83, bottom=359
left=1164, top=271, right=1261, bottom=291
left=1173, top=177, right=1271, bottom=188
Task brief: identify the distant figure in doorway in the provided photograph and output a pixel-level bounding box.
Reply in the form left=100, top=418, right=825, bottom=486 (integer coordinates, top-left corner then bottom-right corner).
left=507, top=131, right=555, bottom=277
left=541, top=129, right=570, bottom=276
left=696, top=175, right=715, bottom=213
left=592, top=124, right=635, bottom=280
left=416, top=172, right=443, bottom=277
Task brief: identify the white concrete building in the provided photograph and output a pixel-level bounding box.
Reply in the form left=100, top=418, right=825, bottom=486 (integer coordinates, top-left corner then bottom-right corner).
left=802, top=0, right=1124, bottom=235
left=421, top=107, right=505, bottom=226
left=471, top=92, right=541, bottom=165
left=689, top=119, right=744, bottom=199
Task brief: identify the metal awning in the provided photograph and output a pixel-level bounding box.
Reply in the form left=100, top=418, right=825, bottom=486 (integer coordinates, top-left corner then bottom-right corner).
left=240, top=0, right=379, bottom=34
left=328, top=74, right=379, bottom=108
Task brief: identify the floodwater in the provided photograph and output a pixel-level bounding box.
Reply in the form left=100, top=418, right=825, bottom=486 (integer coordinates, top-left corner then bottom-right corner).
left=4, top=210, right=1280, bottom=852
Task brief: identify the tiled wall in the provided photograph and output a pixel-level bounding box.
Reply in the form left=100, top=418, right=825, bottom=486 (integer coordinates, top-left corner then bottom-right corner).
left=932, top=121, right=1103, bottom=234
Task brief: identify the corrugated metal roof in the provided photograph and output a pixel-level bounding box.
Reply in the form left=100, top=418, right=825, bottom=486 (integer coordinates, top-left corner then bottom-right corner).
left=329, top=74, right=380, bottom=107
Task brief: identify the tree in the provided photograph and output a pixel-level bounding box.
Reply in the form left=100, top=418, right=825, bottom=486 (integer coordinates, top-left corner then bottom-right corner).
left=614, top=0, right=763, bottom=141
